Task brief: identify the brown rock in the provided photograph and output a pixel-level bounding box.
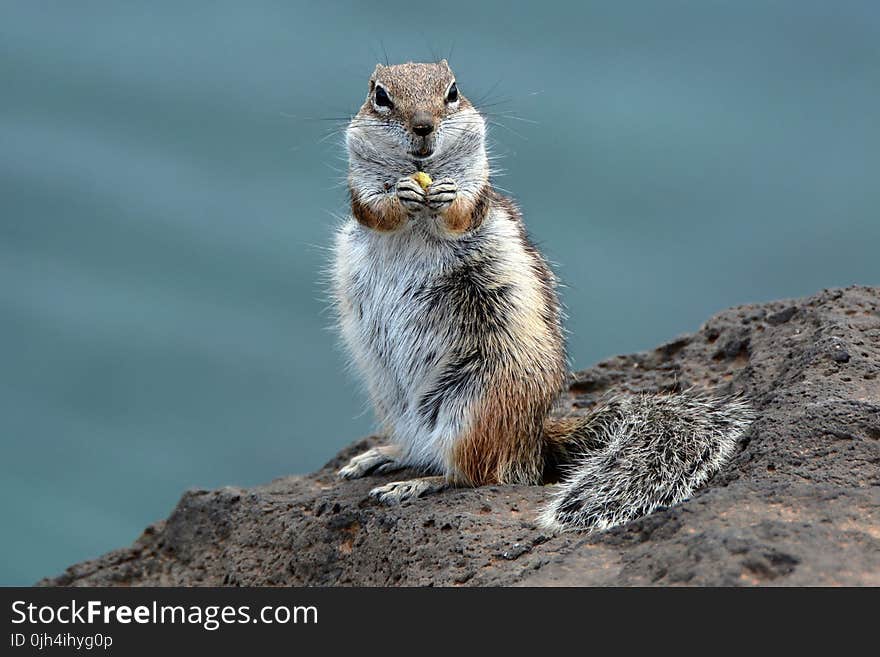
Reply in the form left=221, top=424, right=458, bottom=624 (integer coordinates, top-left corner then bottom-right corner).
left=39, top=286, right=880, bottom=586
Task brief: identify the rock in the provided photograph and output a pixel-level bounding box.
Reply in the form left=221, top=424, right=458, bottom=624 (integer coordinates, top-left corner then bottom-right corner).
left=39, top=286, right=880, bottom=586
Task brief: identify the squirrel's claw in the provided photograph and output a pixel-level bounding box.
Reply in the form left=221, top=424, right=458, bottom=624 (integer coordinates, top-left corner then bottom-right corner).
left=426, top=177, right=457, bottom=212
left=395, top=176, right=427, bottom=213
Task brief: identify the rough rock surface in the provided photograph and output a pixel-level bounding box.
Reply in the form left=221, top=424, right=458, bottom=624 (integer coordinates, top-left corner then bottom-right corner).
left=41, top=287, right=880, bottom=586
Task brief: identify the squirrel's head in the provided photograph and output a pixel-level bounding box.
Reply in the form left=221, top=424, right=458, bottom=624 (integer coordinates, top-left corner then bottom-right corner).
left=347, top=60, right=486, bottom=175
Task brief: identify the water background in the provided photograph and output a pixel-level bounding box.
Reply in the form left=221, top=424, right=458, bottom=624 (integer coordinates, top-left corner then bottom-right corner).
left=2, top=1, right=879, bottom=584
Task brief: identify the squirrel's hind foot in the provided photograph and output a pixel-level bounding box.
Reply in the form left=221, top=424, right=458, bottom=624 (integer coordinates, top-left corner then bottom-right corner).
left=369, top=476, right=449, bottom=505
left=338, top=445, right=404, bottom=479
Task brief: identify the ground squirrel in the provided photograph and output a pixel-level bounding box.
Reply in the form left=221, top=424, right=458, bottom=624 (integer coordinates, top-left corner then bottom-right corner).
left=332, top=60, right=754, bottom=531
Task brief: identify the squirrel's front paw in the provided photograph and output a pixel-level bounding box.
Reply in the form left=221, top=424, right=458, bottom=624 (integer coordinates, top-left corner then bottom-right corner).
left=426, top=178, right=457, bottom=213
left=395, top=176, right=427, bottom=213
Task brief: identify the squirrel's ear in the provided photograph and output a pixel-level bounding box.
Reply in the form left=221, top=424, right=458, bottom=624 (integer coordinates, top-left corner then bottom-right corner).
left=369, top=63, right=383, bottom=89
left=439, top=58, right=450, bottom=68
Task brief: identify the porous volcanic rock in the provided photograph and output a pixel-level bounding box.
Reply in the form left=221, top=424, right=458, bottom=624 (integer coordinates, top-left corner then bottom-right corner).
left=41, top=287, right=880, bottom=586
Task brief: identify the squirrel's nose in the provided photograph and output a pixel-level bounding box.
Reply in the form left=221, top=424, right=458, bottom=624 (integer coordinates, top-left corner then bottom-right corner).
left=412, top=115, right=434, bottom=137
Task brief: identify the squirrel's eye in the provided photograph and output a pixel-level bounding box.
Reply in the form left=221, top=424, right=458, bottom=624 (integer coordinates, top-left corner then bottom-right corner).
left=446, top=82, right=459, bottom=103
left=374, top=86, right=392, bottom=108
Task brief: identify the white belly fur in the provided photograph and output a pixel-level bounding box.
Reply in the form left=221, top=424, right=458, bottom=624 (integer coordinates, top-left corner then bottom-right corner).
left=333, top=206, right=538, bottom=473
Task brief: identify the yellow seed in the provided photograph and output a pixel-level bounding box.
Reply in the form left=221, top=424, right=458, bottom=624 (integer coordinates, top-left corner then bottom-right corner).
left=411, top=171, right=432, bottom=191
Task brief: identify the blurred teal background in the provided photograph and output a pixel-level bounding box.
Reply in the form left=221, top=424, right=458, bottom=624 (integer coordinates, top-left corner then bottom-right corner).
left=2, top=1, right=878, bottom=585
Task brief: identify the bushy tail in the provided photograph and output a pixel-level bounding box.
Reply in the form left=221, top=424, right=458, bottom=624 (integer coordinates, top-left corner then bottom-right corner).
left=539, top=390, right=755, bottom=532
